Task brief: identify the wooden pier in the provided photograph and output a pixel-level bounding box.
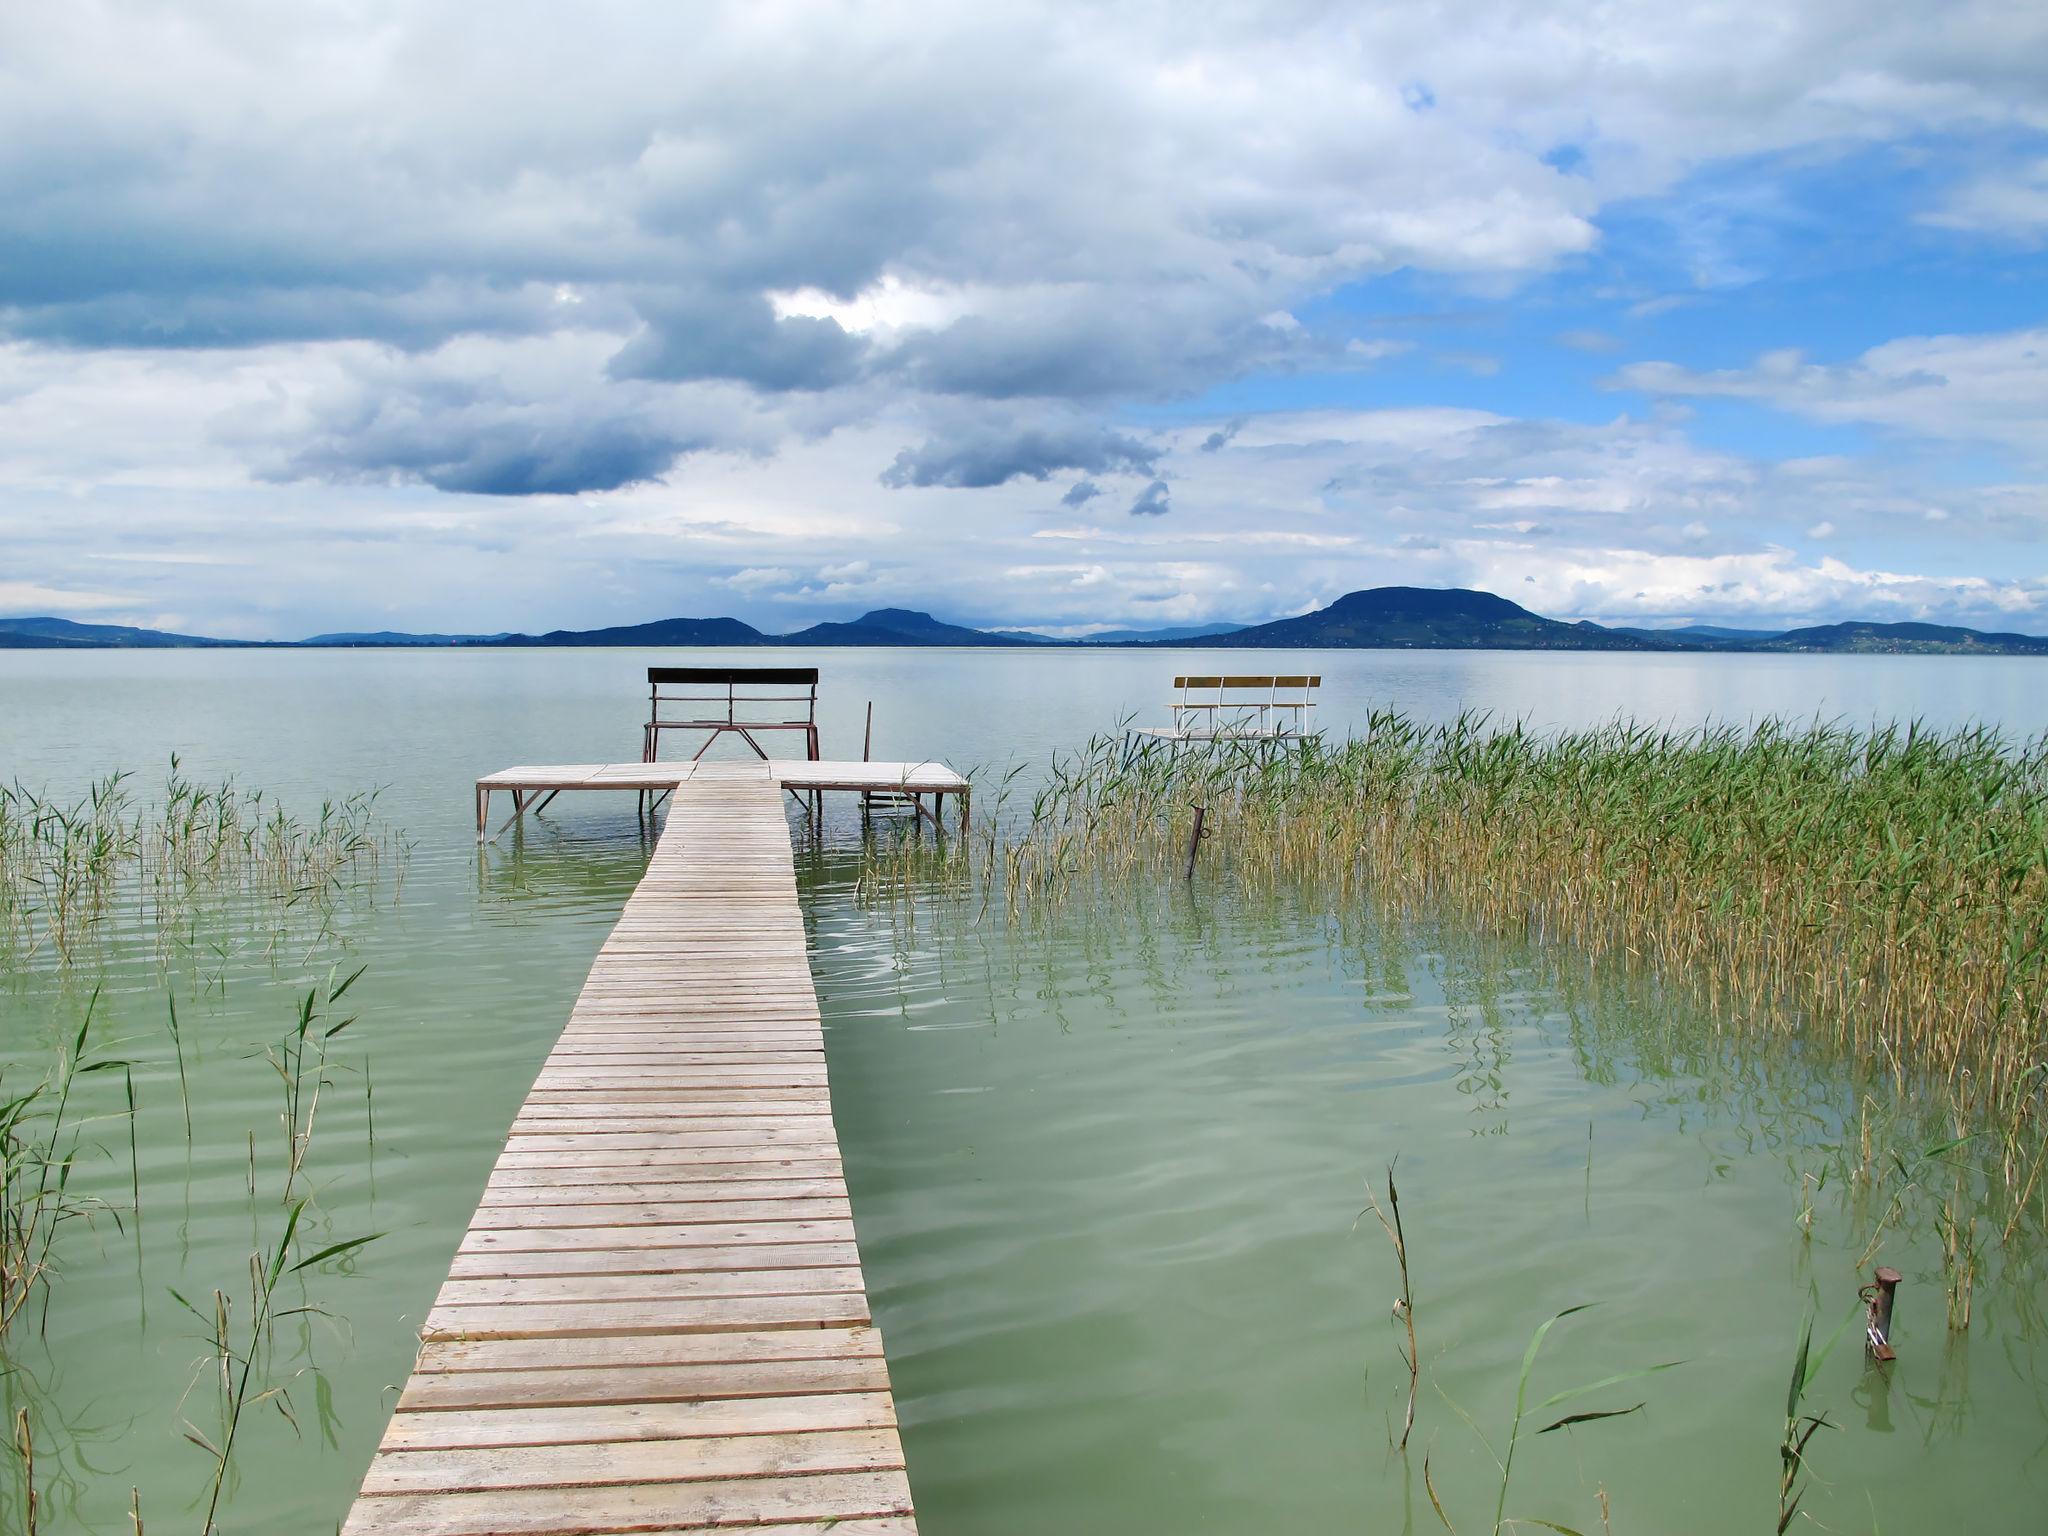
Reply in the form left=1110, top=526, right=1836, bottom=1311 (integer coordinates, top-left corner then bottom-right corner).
left=344, top=761, right=924, bottom=1535
left=476, top=760, right=969, bottom=839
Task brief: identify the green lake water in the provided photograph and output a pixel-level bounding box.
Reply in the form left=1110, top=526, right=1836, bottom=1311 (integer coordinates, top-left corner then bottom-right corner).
left=1, top=647, right=2046, bottom=1533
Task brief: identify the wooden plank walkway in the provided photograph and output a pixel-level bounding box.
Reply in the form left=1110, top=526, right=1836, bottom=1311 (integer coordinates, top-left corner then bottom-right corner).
left=346, top=761, right=918, bottom=1535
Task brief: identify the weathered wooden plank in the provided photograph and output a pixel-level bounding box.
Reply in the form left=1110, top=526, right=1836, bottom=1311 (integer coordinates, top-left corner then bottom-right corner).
left=458, top=1220, right=855, bottom=1254
left=380, top=1393, right=897, bottom=1450
left=469, top=1201, right=852, bottom=1231
left=475, top=1179, right=843, bottom=1204
left=398, top=1355, right=891, bottom=1411
left=434, top=1267, right=866, bottom=1308
left=503, top=1129, right=841, bottom=1153
left=414, top=1325, right=885, bottom=1375
left=422, top=1290, right=872, bottom=1339
left=448, top=1243, right=862, bottom=1280
left=343, top=1471, right=914, bottom=1536
left=360, top=1426, right=904, bottom=1494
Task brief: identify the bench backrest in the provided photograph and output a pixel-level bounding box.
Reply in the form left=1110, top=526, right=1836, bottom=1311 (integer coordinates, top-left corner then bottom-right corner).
left=649, top=666, right=819, bottom=725
left=1170, top=674, right=1319, bottom=735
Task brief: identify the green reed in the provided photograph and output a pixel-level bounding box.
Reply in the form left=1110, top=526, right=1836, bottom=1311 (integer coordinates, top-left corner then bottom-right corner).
left=0, top=758, right=398, bottom=965
left=0, top=992, right=131, bottom=1335
left=173, top=973, right=381, bottom=1533
left=881, top=716, right=2047, bottom=1206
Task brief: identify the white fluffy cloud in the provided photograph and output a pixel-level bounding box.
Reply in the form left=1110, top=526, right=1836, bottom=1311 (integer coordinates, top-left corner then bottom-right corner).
left=3, top=1, right=2047, bottom=631
left=1615, top=327, right=2048, bottom=463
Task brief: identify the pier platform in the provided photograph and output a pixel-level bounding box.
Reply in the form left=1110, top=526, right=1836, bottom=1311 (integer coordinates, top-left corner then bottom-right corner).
left=344, top=762, right=933, bottom=1534
left=476, top=760, right=969, bottom=837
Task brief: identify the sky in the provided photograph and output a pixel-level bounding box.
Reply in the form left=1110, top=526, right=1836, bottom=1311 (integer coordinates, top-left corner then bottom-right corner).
left=2, top=1, right=2046, bottom=640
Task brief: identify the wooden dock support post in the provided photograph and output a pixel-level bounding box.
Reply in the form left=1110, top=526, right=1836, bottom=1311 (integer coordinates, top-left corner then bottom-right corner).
left=1864, top=1266, right=1902, bottom=1360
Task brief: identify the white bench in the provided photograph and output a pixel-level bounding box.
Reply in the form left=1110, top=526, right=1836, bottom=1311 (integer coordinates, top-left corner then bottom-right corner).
left=1129, top=674, right=1320, bottom=742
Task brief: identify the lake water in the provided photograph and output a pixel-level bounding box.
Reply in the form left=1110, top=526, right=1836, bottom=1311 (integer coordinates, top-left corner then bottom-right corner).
left=1, top=646, right=2044, bottom=1533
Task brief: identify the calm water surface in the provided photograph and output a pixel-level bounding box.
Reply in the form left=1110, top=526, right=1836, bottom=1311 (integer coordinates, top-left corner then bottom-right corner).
left=1, top=647, right=2044, bottom=1533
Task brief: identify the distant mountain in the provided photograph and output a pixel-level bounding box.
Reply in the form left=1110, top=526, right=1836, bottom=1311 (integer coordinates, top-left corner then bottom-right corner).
left=981, top=629, right=1065, bottom=644
left=486, top=616, right=767, bottom=647
left=1609, top=623, right=1784, bottom=647
left=8, top=593, right=2047, bottom=655
left=976, top=621, right=1252, bottom=644
left=302, top=630, right=511, bottom=646
left=1185, top=588, right=1670, bottom=651
left=0, top=616, right=245, bottom=648
left=778, top=608, right=1017, bottom=647
left=1674, top=625, right=1784, bottom=642
left=1755, top=621, right=2048, bottom=656
left=1087, top=622, right=1249, bottom=644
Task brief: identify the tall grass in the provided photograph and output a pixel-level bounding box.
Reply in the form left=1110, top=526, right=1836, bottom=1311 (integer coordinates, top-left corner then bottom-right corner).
left=885, top=716, right=2048, bottom=1204
left=0, top=760, right=398, bottom=965
left=0, top=992, right=131, bottom=1334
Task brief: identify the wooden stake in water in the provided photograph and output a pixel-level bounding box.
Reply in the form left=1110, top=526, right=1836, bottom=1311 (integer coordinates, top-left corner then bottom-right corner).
left=1864, top=1266, right=1902, bottom=1360
left=1185, top=804, right=1208, bottom=881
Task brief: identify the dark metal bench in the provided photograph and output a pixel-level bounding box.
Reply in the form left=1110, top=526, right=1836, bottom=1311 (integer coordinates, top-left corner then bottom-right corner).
left=643, top=667, right=821, bottom=763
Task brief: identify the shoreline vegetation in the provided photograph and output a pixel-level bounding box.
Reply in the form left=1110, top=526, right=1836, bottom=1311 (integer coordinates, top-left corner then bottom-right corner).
left=0, top=762, right=401, bottom=966
left=869, top=714, right=2048, bottom=1237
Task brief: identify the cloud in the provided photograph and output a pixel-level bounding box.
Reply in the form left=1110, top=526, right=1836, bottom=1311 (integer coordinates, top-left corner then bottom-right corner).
left=3, top=2, right=2047, bottom=635
left=0, top=580, right=137, bottom=615
left=714, top=566, right=797, bottom=594
left=878, top=415, right=1158, bottom=489
left=1461, top=543, right=2048, bottom=629
left=1924, top=157, right=2048, bottom=241
left=227, top=333, right=780, bottom=496
left=1128, top=479, right=1171, bottom=516
left=1556, top=328, right=1622, bottom=353
left=1612, top=327, right=2048, bottom=462
left=608, top=289, right=866, bottom=392
left=6, top=0, right=2043, bottom=504
left=1439, top=352, right=1503, bottom=376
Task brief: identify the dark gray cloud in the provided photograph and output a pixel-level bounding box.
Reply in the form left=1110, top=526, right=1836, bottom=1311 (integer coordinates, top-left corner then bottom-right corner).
left=1128, top=479, right=1171, bottom=516
left=248, top=340, right=765, bottom=496
left=277, top=405, right=693, bottom=496
left=608, top=290, right=867, bottom=392
left=1201, top=418, right=1246, bottom=452
left=1061, top=479, right=1101, bottom=506
left=879, top=419, right=1157, bottom=489
left=0, top=280, right=610, bottom=352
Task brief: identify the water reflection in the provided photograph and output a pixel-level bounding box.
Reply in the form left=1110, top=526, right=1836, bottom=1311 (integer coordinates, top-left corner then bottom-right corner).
left=804, top=843, right=2048, bottom=1535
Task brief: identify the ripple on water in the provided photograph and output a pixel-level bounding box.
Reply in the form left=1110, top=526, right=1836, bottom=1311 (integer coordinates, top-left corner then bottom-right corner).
left=803, top=866, right=2048, bottom=1536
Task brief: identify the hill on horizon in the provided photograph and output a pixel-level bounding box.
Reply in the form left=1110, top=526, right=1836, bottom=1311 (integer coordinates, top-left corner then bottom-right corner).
left=779, top=608, right=1016, bottom=647
left=1755, top=620, right=2048, bottom=656
left=1181, top=587, right=1670, bottom=651
left=8, top=594, right=2048, bottom=656
left=487, top=616, right=768, bottom=647
left=0, top=615, right=248, bottom=648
